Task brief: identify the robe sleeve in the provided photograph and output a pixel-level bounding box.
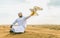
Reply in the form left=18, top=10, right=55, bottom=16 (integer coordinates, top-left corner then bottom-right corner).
left=12, top=19, right=17, bottom=25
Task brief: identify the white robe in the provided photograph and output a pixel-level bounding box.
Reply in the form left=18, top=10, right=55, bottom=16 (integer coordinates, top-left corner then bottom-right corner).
left=11, top=17, right=27, bottom=33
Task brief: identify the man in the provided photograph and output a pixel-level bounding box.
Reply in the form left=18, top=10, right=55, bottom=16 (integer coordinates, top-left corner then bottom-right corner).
left=10, top=6, right=43, bottom=34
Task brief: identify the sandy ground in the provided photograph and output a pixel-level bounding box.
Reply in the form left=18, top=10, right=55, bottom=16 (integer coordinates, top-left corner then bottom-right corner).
left=0, top=25, right=60, bottom=38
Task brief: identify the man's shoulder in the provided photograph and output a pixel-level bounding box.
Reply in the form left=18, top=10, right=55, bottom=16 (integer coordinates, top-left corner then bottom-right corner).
left=16, top=17, right=26, bottom=19
left=15, top=18, right=19, bottom=20
left=23, top=16, right=26, bottom=18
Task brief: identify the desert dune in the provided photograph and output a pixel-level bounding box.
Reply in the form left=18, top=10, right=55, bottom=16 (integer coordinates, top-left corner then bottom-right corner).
left=0, top=25, right=60, bottom=38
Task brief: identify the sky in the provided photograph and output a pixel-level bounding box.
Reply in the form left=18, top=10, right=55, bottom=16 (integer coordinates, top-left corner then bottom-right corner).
left=48, top=0, right=60, bottom=6
left=0, top=0, right=60, bottom=25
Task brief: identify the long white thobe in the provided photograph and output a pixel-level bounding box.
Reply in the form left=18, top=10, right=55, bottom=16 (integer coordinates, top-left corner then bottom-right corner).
left=11, top=16, right=30, bottom=33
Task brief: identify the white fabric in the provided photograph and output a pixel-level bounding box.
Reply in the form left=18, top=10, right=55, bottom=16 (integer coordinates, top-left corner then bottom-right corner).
left=12, top=26, right=25, bottom=32
left=11, top=17, right=27, bottom=33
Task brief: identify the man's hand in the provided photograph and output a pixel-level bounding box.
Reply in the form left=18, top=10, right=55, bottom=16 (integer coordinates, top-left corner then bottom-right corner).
left=30, top=9, right=35, bottom=16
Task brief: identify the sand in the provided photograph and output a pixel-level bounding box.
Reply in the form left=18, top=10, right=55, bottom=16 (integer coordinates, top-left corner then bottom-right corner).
left=0, top=25, right=60, bottom=38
